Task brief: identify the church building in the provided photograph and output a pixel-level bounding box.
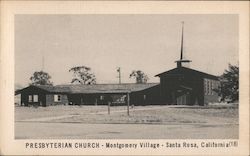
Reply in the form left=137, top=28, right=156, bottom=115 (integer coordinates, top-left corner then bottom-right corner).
left=154, top=22, right=220, bottom=105
left=15, top=22, right=220, bottom=106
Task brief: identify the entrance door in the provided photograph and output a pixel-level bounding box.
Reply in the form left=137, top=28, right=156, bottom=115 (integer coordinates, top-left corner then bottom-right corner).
left=176, top=92, right=190, bottom=105
left=80, top=95, right=84, bottom=105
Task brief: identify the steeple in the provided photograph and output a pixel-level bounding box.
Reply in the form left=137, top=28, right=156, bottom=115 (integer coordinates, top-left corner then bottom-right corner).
left=175, top=21, right=191, bottom=68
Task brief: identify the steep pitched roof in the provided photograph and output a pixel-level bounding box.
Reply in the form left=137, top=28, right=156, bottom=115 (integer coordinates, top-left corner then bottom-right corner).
left=155, top=67, right=219, bottom=80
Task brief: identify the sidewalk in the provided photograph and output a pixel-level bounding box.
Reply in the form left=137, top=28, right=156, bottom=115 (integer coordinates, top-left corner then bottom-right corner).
left=18, top=114, right=81, bottom=122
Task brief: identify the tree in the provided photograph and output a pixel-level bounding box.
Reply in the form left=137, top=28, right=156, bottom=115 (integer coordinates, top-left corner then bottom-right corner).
left=216, top=64, right=239, bottom=102
left=129, top=70, right=149, bottom=84
left=30, top=71, right=53, bottom=85
left=69, top=66, right=96, bottom=84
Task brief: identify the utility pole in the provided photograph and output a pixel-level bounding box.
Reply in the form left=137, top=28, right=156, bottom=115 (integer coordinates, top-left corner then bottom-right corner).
left=117, top=67, right=121, bottom=84
left=42, top=55, right=44, bottom=71
left=127, top=92, right=130, bottom=116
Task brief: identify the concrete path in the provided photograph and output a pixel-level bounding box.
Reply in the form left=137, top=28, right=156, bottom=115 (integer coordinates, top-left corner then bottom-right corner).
left=19, top=114, right=81, bottom=122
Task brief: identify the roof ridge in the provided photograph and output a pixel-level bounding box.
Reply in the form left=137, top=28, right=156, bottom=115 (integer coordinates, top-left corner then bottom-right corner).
left=181, top=66, right=219, bottom=76
left=155, top=67, right=219, bottom=79
left=55, top=83, right=159, bottom=86
left=16, top=82, right=160, bottom=95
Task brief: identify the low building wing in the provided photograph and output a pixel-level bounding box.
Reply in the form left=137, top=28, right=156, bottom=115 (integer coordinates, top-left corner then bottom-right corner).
left=56, top=83, right=159, bottom=94
left=15, top=83, right=160, bottom=95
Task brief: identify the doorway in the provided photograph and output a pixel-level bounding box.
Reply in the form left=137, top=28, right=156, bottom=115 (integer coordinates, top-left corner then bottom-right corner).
left=176, top=91, right=191, bottom=105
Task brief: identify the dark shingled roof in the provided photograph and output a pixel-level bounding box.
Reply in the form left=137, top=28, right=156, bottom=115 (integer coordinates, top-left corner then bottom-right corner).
left=155, top=67, right=219, bottom=80
left=16, top=83, right=159, bottom=94
left=15, top=85, right=70, bottom=95
left=57, top=83, right=159, bottom=94
left=35, top=85, right=72, bottom=93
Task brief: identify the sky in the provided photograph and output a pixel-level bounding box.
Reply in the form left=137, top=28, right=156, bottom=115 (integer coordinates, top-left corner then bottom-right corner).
left=15, top=14, right=238, bottom=87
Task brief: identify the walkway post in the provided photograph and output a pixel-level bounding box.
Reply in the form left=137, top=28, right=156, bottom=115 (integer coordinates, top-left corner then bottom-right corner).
left=108, top=101, right=110, bottom=115
left=127, top=92, right=130, bottom=116
left=95, top=98, right=97, bottom=106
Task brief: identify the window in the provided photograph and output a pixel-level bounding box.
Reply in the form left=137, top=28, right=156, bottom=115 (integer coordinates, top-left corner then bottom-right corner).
left=28, top=95, right=39, bottom=102
left=28, top=95, right=32, bottom=102
left=211, top=80, right=213, bottom=95
left=100, top=95, right=104, bottom=100
left=204, top=79, right=207, bottom=95
left=143, top=95, right=146, bottom=100
left=214, top=81, right=218, bottom=89
left=58, top=95, right=61, bottom=101
left=204, top=79, right=214, bottom=95
left=33, top=95, right=38, bottom=102
left=208, top=80, right=211, bottom=95
left=204, top=78, right=220, bottom=95
left=54, top=95, right=61, bottom=102
left=211, top=80, right=214, bottom=95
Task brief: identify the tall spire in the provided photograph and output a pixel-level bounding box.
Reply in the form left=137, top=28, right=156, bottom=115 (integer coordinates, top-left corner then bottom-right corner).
left=175, top=21, right=191, bottom=68
left=180, top=21, right=184, bottom=60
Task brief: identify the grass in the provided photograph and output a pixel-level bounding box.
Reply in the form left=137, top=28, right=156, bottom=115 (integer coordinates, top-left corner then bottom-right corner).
left=15, top=104, right=238, bottom=125
left=15, top=105, right=127, bottom=120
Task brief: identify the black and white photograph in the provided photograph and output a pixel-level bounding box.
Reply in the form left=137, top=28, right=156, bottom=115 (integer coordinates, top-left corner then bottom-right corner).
left=14, top=14, right=239, bottom=139
left=0, top=1, right=249, bottom=155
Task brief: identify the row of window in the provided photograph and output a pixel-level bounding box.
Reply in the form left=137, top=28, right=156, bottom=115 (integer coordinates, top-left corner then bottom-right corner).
left=28, top=95, right=61, bottom=102
left=54, top=95, right=61, bottom=102
left=28, top=95, right=38, bottom=102
left=28, top=94, right=148, bottom=103
left=204, top=79, right=220, bottom=95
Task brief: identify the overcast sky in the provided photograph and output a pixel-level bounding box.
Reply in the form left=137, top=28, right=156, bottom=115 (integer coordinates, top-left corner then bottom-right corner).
left=15, top=14, right=238, bottom=87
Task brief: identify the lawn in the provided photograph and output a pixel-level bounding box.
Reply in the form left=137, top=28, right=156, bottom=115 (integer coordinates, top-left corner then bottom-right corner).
left=15, top=104, right=238, bottom=125
left=15, top=105, right=127, bottom=120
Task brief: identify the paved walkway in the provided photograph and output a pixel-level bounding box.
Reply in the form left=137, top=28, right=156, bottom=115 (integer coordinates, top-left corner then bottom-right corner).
left=19, top=114, right=81, bottom=122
